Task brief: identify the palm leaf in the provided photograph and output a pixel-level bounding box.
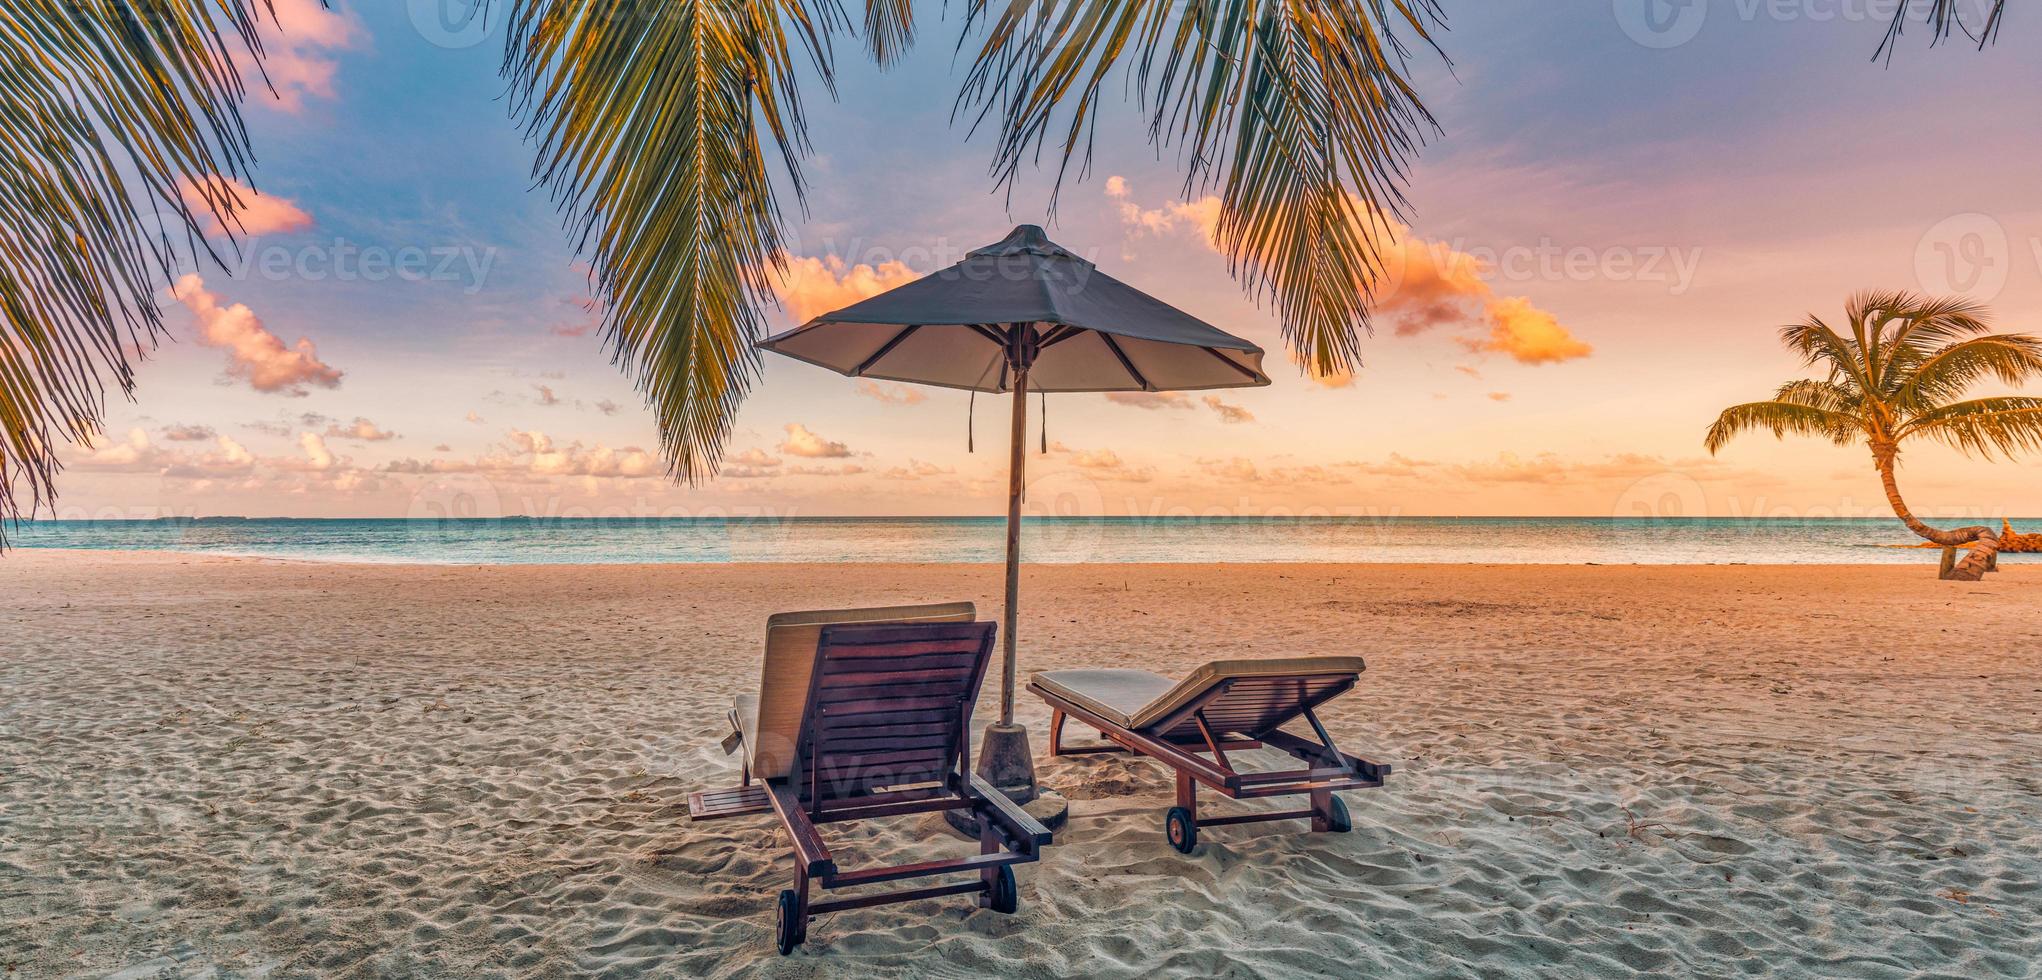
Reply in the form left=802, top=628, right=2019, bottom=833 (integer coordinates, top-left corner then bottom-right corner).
left=1900, top=396, right=2042, bottom=460
left=956, top=0, right=1445, bottom=381
left=1879, top=0, right=2006, bottom=61
left=863, top=0, right=914, bottom=66
left=1778, top=314, right=1876, bottom=396
left=499, top=0, right=839, bottom=482
left=1704, top=400, right=1861, bottom=455
left=1890, top=334, right=2042, bottom=416
left=0, top=0, right=270, bottom=542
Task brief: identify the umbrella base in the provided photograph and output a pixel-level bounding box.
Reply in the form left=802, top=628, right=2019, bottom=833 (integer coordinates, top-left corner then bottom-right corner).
left=974, top=721, right=1038, bottom=790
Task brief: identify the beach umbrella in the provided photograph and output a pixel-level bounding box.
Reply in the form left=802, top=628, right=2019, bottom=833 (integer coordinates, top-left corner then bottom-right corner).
left=758, top=225, right=1270, bottom=789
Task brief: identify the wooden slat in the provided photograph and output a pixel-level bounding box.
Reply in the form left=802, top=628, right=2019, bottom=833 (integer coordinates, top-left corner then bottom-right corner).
left=818, top=708, right=959, bottom=730
left=819, top=719, right=956, bottom=739
left=766, top=783, right=836, bottom=876
left=816, top=749, right=953, bottom=770
left=819, top=731, right=957, bottom=752
left=820, top=657, right=980, bottom=681
left=822, top=851, right=1028, bottom=889
left=687, top=785, right=772, bottom=821
left=818, top=695, right=967, bottom=716
left=811, top=648, right=982, bottom=664
left=809, top=881, right=983, bottom=915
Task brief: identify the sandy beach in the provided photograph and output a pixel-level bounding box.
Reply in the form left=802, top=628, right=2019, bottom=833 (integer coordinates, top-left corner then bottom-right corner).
left=3, top=551, right=2038, bottom=978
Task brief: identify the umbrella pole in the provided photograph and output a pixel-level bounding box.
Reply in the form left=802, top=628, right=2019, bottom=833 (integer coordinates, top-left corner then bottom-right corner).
left=1001, top=363, right=1028, bottom=726
left=971, top=330, right=1043, bottom=808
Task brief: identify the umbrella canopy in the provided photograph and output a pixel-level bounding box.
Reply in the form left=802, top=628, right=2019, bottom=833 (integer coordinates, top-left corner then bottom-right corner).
left=757, top=225, right=1269, bottom=780
left=759, top=225, right=1270, bottom=394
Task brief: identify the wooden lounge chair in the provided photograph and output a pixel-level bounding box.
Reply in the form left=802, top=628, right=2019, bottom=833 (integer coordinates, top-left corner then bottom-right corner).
left=689, top=604, right=1052, bottom=955
left=1029, top=657, right=1389, bottom=853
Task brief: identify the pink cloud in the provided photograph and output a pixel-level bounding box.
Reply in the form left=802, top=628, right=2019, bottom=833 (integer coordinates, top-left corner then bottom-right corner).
left=176, top=176, right=313, bottom=236
left=170, top=275, right=343, bottom=395
left=253, top=0, right=363, bottom=112
left=323, top=417, right=398, bottom=441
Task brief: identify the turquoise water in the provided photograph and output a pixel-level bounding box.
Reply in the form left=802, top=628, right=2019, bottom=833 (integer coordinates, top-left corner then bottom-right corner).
left=6, top=517, right=2021, bottom=565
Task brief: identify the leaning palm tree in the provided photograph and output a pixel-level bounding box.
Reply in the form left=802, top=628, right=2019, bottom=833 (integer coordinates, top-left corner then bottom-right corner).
left=1705, top=291, right=2042, bottom=581
left=0, top=1, right=2017, bottom=543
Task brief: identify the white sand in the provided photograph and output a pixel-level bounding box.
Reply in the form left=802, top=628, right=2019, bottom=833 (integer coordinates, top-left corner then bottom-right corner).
left=2, top=551, right=2038, bottom=977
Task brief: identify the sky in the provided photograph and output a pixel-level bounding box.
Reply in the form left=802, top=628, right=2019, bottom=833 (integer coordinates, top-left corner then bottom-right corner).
left=50, top=0, right=2042, bottom=524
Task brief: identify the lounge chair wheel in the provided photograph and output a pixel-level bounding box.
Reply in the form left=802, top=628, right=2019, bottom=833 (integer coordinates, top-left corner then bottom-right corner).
left=1165, top=806, right=1197, bottom=853
left=1326, top=796, right=1352, bottom=834
left=775, top=889, right=804, bottom=955
left=989, top=865, right=1019, bottom=914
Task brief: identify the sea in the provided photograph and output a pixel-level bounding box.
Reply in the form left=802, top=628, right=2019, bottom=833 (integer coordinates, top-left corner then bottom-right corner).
left=7, top=517, right=2021, bottom=565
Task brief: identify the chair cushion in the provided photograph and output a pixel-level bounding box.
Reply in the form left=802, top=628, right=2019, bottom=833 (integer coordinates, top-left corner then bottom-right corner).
left=747, top=602, right=977, bottom=778
left=1034, top=655, right=1367, bottom=731
left=1031, top=669, right=1176, bottom=729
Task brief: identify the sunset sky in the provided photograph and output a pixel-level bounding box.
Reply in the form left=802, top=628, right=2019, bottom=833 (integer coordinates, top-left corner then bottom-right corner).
left=54, top=2, right=2042, bottom=523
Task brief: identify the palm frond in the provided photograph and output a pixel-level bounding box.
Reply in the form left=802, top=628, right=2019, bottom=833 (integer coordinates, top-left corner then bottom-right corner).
left=0, top=0, right=270, bottom=541
left=956, top=0, right=1445, bottom=381
left=1772, top=378, right=1858, bottom=414
left=1878, top=0, right=2006, bottom=61
left=500, top=0, right=839, bottom=481
left=863, top=0, right=914, bottom=67
left=1705, top=400, right=1861, bottom=455
left=1899, top=396, right=2042, bottom=460
left=1866, top=291, right=1994, bottom=392
left=1778, top=315, right=1875, bottom=395
left=1890, top=334, right=2042, bottom=417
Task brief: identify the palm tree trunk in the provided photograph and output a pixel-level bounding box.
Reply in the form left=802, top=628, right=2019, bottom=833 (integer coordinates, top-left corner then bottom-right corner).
left=1871, top=441, right=2000, bottom=580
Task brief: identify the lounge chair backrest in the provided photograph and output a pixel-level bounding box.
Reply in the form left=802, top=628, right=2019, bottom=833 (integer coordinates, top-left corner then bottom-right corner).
left=1133, top=656, right=1366, bottom=740
left=752, top=602, right=977, bottom=779
left=792, top=621, right=998, bottom=803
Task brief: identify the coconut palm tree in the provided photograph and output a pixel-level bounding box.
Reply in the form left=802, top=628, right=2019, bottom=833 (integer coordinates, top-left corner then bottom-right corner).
left=1705, top=291, right=2042, bottom=581
left=0, top=1, right=2014, bottom=541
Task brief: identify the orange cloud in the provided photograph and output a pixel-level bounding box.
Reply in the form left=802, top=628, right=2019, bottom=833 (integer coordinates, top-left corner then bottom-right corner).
left=775, top=255, right=918, bottom=324
left=1202, top=395, right=1254, bottom=424
left=855, top=380, right=927, bottom=406
left=170, top=275, right=342, bottom=395
left=1108, top=186, right=1589, bottom=367
left=1052, top=444, right=1156, bottom=483
left=780, top=423, right=852, bottom=458
left=1104, top=391, right=1192, bottom=410
left=1461, top=298, right=1594, bottom=365
left=176, top=176, right=313, bottom=236
left=1488, top=391, right=1513, bottom=402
